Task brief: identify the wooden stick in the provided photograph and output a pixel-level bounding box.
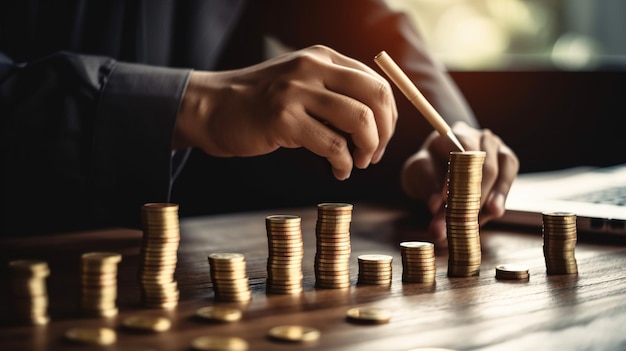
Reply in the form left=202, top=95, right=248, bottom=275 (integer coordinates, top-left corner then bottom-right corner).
left=374, top=50, right=465, bottom=152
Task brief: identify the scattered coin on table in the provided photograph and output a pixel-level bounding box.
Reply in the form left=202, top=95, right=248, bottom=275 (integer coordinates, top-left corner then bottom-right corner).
left=190, top=335, right=249, bottom=351
left=195, top=306, right=242, bottom=322
left=64, top=326, right=117, bottom=345
left=267, top=325, right=321, bottom=343
left=122, top=315, right=172, bottom=332
left=346, top=306, right=392, bottom=324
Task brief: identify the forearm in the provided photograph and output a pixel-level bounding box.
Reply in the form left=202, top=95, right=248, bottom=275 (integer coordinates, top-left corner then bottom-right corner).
left=0, top=51, right=190, bottom=235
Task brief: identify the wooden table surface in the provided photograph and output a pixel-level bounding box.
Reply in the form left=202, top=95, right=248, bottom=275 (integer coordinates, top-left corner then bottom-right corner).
left=1, top=203, right=626, bottom=351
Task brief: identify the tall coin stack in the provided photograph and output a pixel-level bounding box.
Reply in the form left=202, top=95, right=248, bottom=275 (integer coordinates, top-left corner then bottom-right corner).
left=542, top=212, right=578, bottom=275
left=446, top=151, right=486, bottom=277
left=400, top=241, right=436, bottom=283
left=208, top=253, right=252, bottom=302
left=314, top=203, right=353, bottom=289
left=8, top=260, right=50, bottom=325
left=357, top=254, right=393, bottom=286
left=139, top=203, right=180, bottom=309
left=265, top=215, right=304, bottom=295
left=81, top=252, right=122, bottom=317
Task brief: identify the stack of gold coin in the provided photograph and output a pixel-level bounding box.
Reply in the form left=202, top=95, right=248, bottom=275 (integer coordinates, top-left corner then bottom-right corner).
left=8, top=260, right=50, bottom=325
left=139, top=203, right=180, bottom=309
left=400, top=241, right=436, bottom=283
left=445, top=151, right=486, bottom=277
left=314, top=203, right=353, bottom=289
left=80, top=252, right=122, bottom=317
left=265, top=215, right=304, bottom=295
left=356, top=254, right=393, bottom=285
left=542, top=212, right=578, bottom=275
left=208, top=253, right=251, bottom=302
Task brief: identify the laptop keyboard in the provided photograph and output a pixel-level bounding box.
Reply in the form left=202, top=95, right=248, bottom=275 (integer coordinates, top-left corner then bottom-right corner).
left=567, top=186, right=626, bottom=206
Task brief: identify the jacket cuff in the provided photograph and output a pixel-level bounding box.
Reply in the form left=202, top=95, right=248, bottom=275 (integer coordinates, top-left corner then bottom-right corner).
left=92, top=61, right=191, bottom=227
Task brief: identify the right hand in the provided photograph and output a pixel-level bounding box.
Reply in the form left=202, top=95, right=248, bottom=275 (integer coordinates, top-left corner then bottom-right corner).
left=173, top=45, right=398, bottom=180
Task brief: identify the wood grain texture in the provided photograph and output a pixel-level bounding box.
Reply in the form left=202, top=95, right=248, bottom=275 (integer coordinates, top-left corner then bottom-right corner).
left=1, top=203, right=625, bottom=351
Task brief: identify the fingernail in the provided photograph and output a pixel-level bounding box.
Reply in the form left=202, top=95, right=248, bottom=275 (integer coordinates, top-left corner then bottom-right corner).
left=372, top=148, right=385, bottom=164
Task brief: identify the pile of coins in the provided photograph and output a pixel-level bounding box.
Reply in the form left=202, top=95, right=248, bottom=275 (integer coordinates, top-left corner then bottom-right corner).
left=445, top=151, right=486, bottom=277
left=139, top=203, right=181, bottom=309
left=314, top=203, right=354, bottom=289
left=542, top=212, right=578, bottom=275
left=8, top=260, right=50, bottom=325
left=357, top=254, right=393, bottom=285
left=400, top=241, right=436, bottom=283
left=208, top=253, right=251, bottom=302
left=265, top=215, right=304, bottom=294
left=80, top=252, right=122, bottom=317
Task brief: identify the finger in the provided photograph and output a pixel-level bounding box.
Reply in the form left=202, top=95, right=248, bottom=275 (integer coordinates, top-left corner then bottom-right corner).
left=315, top=48, right=398, bottom=165
left=481, top=142, right=520, bottom=223
left=301, top=85, right=379, bottom=170
left=479, top=129, right=500, bottom=208
left=276, top=105, right=354, bottom=181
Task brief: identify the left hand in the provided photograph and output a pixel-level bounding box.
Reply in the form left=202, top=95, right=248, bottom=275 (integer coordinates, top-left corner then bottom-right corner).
left=401, top=121, right=520, bottom=243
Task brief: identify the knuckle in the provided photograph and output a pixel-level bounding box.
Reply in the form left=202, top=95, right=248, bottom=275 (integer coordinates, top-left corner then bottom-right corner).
left=327, top=135, right=348, bottom=156
left=353, top=103, right=374, bottom=129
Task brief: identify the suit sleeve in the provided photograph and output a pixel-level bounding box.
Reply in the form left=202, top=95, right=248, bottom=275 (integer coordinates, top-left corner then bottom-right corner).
left=0, top=51, right=191, bottom=235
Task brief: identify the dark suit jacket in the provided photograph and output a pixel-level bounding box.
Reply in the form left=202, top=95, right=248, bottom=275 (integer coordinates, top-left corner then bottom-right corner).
left=0, top=0, right=476, bottom=236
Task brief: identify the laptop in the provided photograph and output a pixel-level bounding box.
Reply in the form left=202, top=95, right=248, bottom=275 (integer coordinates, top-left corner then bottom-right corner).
left=494, top=163, right=626, bottom=236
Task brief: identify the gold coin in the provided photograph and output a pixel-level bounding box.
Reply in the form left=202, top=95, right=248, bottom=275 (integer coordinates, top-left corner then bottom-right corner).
left=191, top=336, right=248, bottom=351
left=195, top=306, right=242, bottom=322
left=64, top=327, right=116, bottom=345
left=122, top=315, right=171, bottom=332
left=208, top=253, right=245, bottom=262
left=267, top=325, right=320, bottom=343
left=82, top=252, right=122, bottom=265
left=346, top=307, right=391, bottom=324
left=495, top=264, right=529, bottom=274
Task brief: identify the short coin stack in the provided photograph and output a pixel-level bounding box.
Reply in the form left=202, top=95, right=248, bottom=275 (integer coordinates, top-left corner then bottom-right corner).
left=8, top=260, right=50, bottom=325
left=265, top=215, right=304, bottom=295
left=208, top=253, right=252, bottom=302
left=139, top=203, right=181, bottom=309
left=400, top=241, right=436, bottom=283
left=445, top=151, right=486, bottom=277
left=80, top=252, right=122, bottom=317
left=314, top=203, right=353, bottom=289
left=542, top=212, right=578, bottom=275
left=495, top=264, right=530, bottom=281
left=357, top=254, right=393, bottom=286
